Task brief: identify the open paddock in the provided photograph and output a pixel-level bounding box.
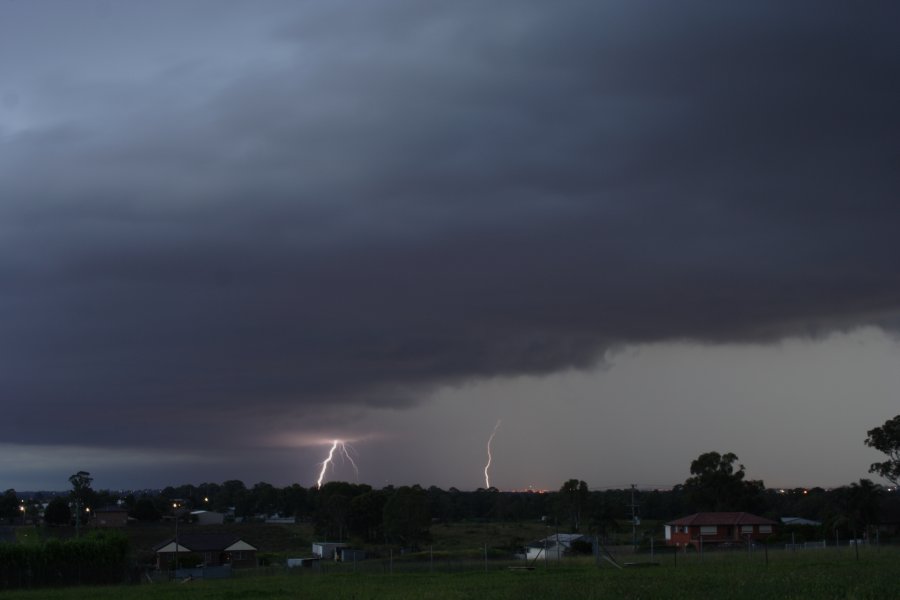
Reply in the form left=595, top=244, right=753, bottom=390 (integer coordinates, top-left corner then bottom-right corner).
left=1, top=545, right=899, bottom=599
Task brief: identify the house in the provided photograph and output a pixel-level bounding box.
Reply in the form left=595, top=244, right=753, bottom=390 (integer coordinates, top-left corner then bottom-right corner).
left=92, top=505, right=129, bottom=528
left=665, top=512, right=777, bottom=548
left=524, top=533, right=591, bottom=561
left=154, top=533, right=258, bottom=569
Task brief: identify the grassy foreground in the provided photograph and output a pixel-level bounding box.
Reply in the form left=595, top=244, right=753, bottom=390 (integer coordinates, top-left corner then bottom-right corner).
left=2, top=548, right=899, bottom=600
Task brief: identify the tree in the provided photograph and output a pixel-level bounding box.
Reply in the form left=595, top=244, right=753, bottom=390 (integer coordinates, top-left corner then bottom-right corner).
left=383, top=486, right=430, bottom=547
left=683, top=451, right=764, bottom=512
left=350, top=490, right=387, bottom=542
left=130, top=497, right=161, bottom=522
left=250, top=482, right=279, bottom=516
left=0, top=489, right=19, bottom=524
left=845, top=479, right=883, bottom=531
left=68, top=470, right=96, bottom=523
left=69, top=471, right=93, bottom=500
left=44, top=496, right=72, bottom=526
left=587, top=496, right=621, bottom=542
left=315, top=482, right=368, bottom=540
left=865, top=415, right=900, bottom=486
left=278, top=484, right=309, bottom=519
left=214, top=480, right=248, bottom=514
left=558, top=479, right=589, bottom=531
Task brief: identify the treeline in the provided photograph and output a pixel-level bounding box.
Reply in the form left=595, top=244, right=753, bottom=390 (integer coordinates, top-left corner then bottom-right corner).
left=134, top=477, right=898, bottom=543
left=0, top=531, right=130, bottom=591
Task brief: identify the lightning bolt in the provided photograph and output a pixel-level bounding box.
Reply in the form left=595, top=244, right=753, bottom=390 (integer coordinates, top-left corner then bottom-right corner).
left=316, top=440, right=360, bottom=489
left=484, top=420, right=501, bottom=489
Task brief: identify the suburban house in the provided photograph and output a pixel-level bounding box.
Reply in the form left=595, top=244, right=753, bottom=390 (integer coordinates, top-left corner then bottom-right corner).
left=92, top=505, right=129, bottom=527
left=665, top=512, right=777, bottom=548
left=525, top=533, right=591, bottom=561
left=154, top=533, right=258, bottom=569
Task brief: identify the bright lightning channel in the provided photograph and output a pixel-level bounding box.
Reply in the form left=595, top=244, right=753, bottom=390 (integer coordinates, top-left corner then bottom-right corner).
left=484, top=420, right=501, bottom=489
left=316, top=440, right=359, bottom=489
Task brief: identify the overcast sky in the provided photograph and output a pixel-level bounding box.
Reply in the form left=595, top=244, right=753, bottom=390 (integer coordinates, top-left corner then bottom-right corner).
left=2, top=1, right=899, bottom=492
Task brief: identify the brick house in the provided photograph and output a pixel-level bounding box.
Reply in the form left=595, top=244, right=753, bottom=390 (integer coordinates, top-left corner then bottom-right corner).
left=665, top=512, right=777, bottom=548
left=154, top=533, right=258, bottom=569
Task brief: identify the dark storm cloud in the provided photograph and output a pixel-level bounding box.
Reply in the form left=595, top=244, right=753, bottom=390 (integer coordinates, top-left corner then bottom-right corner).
left=2, top=1, right=899, bottom=449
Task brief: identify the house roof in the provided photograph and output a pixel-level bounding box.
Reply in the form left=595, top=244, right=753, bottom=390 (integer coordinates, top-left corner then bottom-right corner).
left=153, top=533, right=257, bottom=553
left=667, top=512, right=777, bottom=527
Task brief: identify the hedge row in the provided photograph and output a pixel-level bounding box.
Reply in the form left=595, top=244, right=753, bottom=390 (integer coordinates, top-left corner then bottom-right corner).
left=0, top=531, right=130, bottom=590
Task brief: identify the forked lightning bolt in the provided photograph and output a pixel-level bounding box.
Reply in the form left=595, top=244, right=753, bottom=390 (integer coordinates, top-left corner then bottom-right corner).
left=484, top=420, right=501, bottom=489
left=316, top=440, right=359, bottom=489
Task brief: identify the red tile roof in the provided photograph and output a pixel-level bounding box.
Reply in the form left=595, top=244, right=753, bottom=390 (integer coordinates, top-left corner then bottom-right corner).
left=667, top=512, right=777, bottom=526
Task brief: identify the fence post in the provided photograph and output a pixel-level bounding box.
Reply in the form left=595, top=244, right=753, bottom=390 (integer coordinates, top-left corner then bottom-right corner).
left=484, top=543, right=488, bottom=572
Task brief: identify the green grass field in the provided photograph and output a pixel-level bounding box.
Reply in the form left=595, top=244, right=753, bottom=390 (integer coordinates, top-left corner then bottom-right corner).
left=2, top=547, right=898, bottom=599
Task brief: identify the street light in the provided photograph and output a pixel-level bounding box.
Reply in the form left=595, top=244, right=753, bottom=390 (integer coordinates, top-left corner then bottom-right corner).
left=19, top=505, right=25, bottom=525
left=173, top=502, right=180, bottom=573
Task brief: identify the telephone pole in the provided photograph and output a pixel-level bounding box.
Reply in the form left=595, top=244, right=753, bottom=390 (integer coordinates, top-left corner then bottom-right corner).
left=629, top=484, right=640, bottom=551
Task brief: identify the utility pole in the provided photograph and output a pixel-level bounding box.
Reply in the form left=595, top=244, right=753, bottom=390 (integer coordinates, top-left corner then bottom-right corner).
left=629, top=484, right=639, bottom=551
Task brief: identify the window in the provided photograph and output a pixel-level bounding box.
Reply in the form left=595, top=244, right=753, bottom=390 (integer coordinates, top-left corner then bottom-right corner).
left=741, top=526, right=753, bottom=534
left=759, top=525, right=772, bottom=534
left=700, top=526, right=717, bottom=535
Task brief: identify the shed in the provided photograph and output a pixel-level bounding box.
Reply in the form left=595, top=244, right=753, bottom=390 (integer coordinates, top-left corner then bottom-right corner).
left=338, top=547, right=366, bottom=562
left=525, top=533, right=591, bottom=561
left=190, top=510, right=225, bottom=525
left=312, top=542, right=346, bottom=560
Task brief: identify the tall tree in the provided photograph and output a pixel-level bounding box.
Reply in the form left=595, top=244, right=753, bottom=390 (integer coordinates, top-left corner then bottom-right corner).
left=845, top=479, right=883, bottom=531
left=383, top=486, right=430, bottom=547
left=683, top=451, right=764, bottom=512
left=68, top=471, right=93, bottom=501
left=865, top=415, right=900, bottom=486
left=68, top=470, right=96, bottom=522
left=558, top=479, right=589, bottom=531
left=350, top=490, right=387, bottom=542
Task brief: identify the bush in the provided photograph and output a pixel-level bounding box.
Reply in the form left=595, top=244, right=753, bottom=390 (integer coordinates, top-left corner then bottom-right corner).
left=0, top=530, right=130, bottom=590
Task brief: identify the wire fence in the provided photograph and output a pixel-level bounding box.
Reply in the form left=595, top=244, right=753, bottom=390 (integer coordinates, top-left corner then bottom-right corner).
left=220, top=538, right=900, bottom=579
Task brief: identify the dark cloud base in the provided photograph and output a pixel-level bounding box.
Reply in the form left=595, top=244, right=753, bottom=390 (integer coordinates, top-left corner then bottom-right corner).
left=2, top=1, right=899, bottom=452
